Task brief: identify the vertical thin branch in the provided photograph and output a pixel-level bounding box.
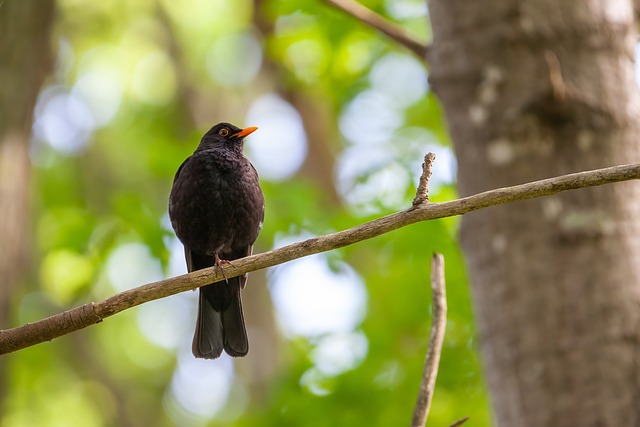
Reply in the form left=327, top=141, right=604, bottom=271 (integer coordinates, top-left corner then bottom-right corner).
left=411, top=253, right=447, bottom=427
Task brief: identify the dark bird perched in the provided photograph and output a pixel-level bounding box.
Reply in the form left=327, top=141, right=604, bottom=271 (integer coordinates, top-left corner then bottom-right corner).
left=169, top=122, right=264, bottom=359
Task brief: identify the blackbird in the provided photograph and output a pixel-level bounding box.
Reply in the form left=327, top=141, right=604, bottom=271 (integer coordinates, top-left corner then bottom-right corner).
left=169, top=122, right=264, bottom=359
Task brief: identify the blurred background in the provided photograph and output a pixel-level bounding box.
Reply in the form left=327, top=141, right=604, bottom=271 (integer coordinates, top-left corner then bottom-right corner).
left=1, top=0, right=491, bottom=425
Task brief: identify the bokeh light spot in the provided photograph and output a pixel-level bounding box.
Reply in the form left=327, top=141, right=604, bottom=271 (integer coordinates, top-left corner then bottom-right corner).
left=72, top=68, right=123, bottom=126
left=339, top=89, right=403, bottom=146
left=131, top=51, right=177, bottom=106
left=167, top=352, right=238, bottom=420
left=369, top=52, right=428, bottom=109
left=40, top=249, right=94, bottom=304
left=269, top=234, right=367, bottom=337
left=33, top=86, right=95, bottom=155
left=312, top=331, right=369, bottom=376
left=137, top=295, right=194, bottom=350
left=207, top=31, right=263, bottom=87
left=106, top=243, right=164, bottom=292
left=245, top=94, right=308, bottom=181
left=284, top=38, right=329, bottom=83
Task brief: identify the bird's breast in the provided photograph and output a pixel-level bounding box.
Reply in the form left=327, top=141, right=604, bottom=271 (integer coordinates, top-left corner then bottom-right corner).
left=169, top=152, right=264, bottom=256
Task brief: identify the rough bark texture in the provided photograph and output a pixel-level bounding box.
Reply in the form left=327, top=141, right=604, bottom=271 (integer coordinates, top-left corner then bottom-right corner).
left=427, top=1, right=640, bottom=425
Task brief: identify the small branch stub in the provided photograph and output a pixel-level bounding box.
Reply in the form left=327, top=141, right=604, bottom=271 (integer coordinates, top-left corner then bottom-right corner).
left=412, top=152, right=436, bottom=207
left=411, top=253, right=447, bottom=427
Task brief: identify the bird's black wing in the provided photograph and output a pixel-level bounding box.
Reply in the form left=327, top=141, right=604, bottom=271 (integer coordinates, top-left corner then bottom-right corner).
left=171, top=157, right=190, bottom=185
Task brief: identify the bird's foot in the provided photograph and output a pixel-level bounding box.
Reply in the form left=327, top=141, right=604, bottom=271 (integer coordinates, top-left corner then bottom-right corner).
left=214, top=253, right=233, bottom=284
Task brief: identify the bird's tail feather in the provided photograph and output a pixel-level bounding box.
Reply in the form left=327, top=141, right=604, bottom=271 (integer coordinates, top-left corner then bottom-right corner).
left=192, top=291, right=224, bottom=359
left=222, top=286, right=249, bottom=357
left=194, top=276, right=249, bottom=359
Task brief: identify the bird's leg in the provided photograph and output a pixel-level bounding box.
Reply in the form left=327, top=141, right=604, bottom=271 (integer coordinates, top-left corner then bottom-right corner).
left=214, top=253, right=233, bottom=284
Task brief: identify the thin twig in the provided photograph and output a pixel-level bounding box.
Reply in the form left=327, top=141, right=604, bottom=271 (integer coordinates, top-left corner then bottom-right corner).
left=412, top=152, right=436, bottom=207
left=2, top=161, right=640, bottom=354
left=448, top=416, right=470, bottom=427
left=325, top=0, right=429, bottom=59
left=411, top=253, right=447, bottom=427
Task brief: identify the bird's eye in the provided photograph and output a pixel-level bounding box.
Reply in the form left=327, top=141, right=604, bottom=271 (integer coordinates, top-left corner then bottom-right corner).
left=219, top=128, right=229, bottom=137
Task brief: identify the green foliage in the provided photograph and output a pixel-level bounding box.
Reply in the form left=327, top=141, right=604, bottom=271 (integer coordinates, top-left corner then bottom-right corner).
left=3, top=0, right=492, bottom=425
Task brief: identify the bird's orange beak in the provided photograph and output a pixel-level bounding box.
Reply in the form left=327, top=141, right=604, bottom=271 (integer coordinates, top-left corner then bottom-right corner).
left=232, top=126, right=258, bottom=138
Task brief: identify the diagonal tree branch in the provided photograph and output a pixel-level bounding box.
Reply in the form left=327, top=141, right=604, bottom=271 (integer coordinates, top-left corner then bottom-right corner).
left=325, top=0, right=429, bottom=59
left=2, top=160, right=640, bottom=355
left=411, top=253, right=447, bottom=427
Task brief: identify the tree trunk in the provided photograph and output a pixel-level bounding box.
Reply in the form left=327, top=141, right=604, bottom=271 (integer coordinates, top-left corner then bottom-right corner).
left=0, top=0, right=55, bottom=400
left=426, top=1, right=640, bottom=425
left=0, top=0, right=55, bottom=324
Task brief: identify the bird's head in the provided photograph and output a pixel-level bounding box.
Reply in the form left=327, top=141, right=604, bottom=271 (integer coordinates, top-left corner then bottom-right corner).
left=199, top=122, right=258, bottom=152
